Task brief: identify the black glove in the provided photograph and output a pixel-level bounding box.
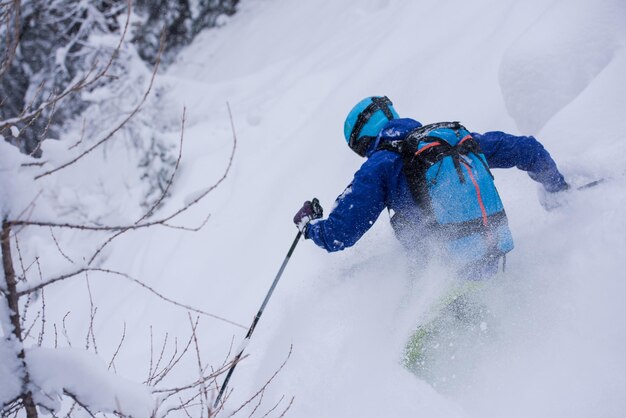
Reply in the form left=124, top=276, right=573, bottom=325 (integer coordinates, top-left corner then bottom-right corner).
left=293, top=198, right=323, bottom=232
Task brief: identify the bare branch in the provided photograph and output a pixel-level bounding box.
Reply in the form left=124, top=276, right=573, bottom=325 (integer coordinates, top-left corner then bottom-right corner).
left=22, top=309, right=41, bottom=341
left=158, top=392, right=203, bottom=418
left=150, top=327, right=198, bottom=388
left=63, top=390, right=97, bottom=418
left=246, top=389, right=265, bottom=418
left=68, top=118, right=87, bottom=150
left=84, top=275, right=99, bottom=354
left=49, top=227, right=75, bottom=264
left=0, top=0, right=133, bottom=137
left=150, top=336, right=180, bottom=387
left=61, top=311, right=72, bottom=347
left=0, top=0, right=19, bottom=79
left=13, top=231, right=27, bottom=282
left=259, top=394, right=285, bottom=418
left=276, top=397, right=295, bottom=418
left=148, top=326, right=155, bottom=384
left=11, top=190, right=43, bottom=230
left=18, top=267, right=246, bottom=330
left=188, top=314, right=209, bottom=417
left=152, top=357, right=240, bottom=396
left=108, top=322, right=126, bottom=372
left=86, top=106, right=187, bottom=265
left=19, top=268, right=90, bottom=296
left=227, top=345, right=293, bottom=417
left=26, top=95, right=57, bottom=158
left=10, top=102, right=237, bottom=234
left=33, top=26, right=162, bottom=180
left=152, top=333, right=164, bottom=381
left=38, top=288, right=46, bottom=346
left=141, top=107, right=186, bottom=222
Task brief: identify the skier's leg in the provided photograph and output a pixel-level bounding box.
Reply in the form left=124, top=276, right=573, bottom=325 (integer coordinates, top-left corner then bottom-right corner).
left=403, top=280, right=486, bottom=375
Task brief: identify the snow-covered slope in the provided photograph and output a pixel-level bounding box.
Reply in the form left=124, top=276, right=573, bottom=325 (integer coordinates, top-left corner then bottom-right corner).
left=37, top=0, right=626, bottom=416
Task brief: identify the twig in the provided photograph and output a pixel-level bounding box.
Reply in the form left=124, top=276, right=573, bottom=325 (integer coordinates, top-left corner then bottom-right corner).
left=276, top=397, right=294, bottom=418
left=140, top=106, right=186, bottom=222
left=13, top=231, right=27, bottom=282
left=227, top=345, right=293, bottom=417
left=86, top=106, right=187, bottom=266
left=62, top=311, right=72, bottom=347
left=152, top=357, right=240, bottom=396
left=159, top=392, right=203, bottom=418
left=38, top=288, right=46, bottom=346
left=160, top=214, right=212, bottom=232
left=28, top=96, right=57, bottom=157
left=49, top=227, right=75, bottom=264
left=246, top=389, right=265, bottom=418
left=18, top=267, right=246, bottom=329
left=108, top=322, right=126, bottom=372
left=22, top=310, right=41, bottom=341
left=0, top=0, right=133, bottom=136
left=84, top=274, right=99, bottom=354
left=150, top=336, right=178, bottom=386
left=68, top=117, right=87, bottom=150
left=34, top=27, right=163, bottom=180
left=259, top=394, right=284, bottom=418
left=63, top=390, right=97, bottom=418
left=0, top=0, right=19, bottom=79
left=151, top=332, right=170, bottom=382
left=63, top=400, right=78, bottom=418
left=148, top=325, right=155, bottom=384
left=12, top=190, right=43, bottom=223
left=11, top=102, right=237, bottom=234
left=188, top=314, right=209, bottom=418
left=150, top=319, right=201, bottom=388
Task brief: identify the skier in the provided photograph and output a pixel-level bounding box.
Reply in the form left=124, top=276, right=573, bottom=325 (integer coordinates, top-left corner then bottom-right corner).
left=293, top=96, right=569, bottom=278
left=292, top=96, right=570, bottom=378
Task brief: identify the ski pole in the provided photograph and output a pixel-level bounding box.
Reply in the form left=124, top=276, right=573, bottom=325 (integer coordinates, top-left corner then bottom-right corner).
left=576, top=178, right=605, bottom=190
left=214, top=229, right=304, bottom=408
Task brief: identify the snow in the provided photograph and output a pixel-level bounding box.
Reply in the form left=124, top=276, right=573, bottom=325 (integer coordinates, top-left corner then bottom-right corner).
left=2, top=0, right=626, bottom=416
left=0, top=337, right=22, bottom=405
left=27, top=347, right=154, bottom=416
left=0, top=140, right=33, bottom=220
left=499, top=0, right=626, bottom=134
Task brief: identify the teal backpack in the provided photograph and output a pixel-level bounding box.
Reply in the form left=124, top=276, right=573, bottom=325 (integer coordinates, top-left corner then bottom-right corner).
left=379, top=122, right=514, bottom=273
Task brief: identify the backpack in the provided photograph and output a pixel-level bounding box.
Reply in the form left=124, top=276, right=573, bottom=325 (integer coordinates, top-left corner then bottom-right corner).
left=378, top=122, right=514, bottom=273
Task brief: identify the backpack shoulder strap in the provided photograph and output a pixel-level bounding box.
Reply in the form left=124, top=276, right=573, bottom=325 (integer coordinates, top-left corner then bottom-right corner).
left=375, top=122, right=483, bottom=216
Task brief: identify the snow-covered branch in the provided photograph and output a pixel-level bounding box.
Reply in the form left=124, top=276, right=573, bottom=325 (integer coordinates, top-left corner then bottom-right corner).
left=0, top=0, right=133, bottom=152
left=0, top=2, right=282, bottom=417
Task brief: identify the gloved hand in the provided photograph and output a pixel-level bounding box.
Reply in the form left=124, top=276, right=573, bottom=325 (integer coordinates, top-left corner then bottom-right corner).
left=293, top=198, right=323, bottom=232
left=538, top=182, right=570, bottom=211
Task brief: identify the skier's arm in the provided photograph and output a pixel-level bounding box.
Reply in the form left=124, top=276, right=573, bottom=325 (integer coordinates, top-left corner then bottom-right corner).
left=475, top=131, right=569, bottom=192
left=305, top=155, right=389, bottom=252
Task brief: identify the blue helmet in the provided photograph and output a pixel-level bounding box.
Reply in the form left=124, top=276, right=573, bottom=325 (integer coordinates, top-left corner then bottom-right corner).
left=344, top=96, right=399, bottom=157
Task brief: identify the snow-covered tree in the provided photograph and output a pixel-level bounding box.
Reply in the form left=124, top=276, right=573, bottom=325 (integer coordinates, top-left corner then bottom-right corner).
left=0, top=0, right=125, bottom=155
left=1, top=0, right=238, bottom=207
left=0, top=1, right=257, bottom=417
left=133, top=0, right=239, bottom=64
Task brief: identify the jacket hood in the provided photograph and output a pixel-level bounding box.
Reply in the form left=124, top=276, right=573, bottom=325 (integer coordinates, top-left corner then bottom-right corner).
left=366, top=118, right=423, bottom=157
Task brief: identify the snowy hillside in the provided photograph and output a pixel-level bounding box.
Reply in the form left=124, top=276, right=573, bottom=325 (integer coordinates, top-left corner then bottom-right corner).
left=4, top=0, right=626, bottom=416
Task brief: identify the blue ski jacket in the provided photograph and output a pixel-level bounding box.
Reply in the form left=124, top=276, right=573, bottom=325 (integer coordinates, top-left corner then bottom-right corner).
left=306, top=118, right=568, bottom=255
